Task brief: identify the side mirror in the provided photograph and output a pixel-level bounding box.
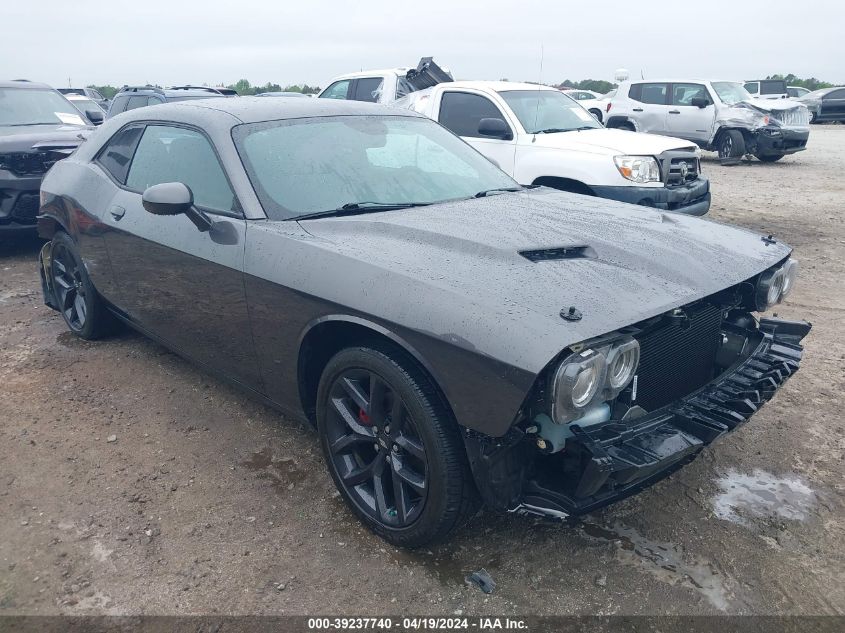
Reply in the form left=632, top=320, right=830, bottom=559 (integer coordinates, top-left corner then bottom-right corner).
left=478, top=117, right=512, bottom=140
left=691, top=97, right=710, bottom=108
left=85, top=109, right=104, bottom=125
left=142, top=182, right=214, bottom=232
left=142, top=182, right=194, bottom=215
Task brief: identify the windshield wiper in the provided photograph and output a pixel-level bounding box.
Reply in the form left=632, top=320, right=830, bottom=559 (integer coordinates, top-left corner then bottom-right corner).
left=473, top=187, right=523, bottom=198
left=534, top=126, right=596, bottom=134
left=293, top=201, right=432, bottom=221
left=2, top=122, right=64, bottom=127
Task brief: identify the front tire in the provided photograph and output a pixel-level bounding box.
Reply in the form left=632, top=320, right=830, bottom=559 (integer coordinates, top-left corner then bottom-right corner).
left=755, top=153, right=784, bottom=163
left=718, top=130, right=745, bottom=165
left=316, top=345, right=478, bottom=548
left=50, top=231, right=114, bottom=340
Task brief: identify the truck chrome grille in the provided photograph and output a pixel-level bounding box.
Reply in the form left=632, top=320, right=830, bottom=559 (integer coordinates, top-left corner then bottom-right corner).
left=769, top=107, right=810, bottom=127
left=633, top=303, right=723, bottom=411
left=659, top=149, right=701, bottom=186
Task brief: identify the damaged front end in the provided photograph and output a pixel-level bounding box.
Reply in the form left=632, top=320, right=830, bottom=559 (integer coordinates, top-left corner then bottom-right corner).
left=464, top=259, right=811, bottom=519
left=716, top=101, right=810, bottom=157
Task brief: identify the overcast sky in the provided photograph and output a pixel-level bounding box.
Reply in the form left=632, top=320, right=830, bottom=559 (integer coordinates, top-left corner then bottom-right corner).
left=4, top=0, right=843, bottom=89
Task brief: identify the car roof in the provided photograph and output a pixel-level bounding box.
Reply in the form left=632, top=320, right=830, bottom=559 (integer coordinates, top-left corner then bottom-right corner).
left=328, top=69, right=409, bottom=81
left=0, top=79, right=54, bottom=90
left=621, top=78, right=739, bottom=84
left=114, top=96, right=424, bottom=125
left=444, top=80, right=559, bottom=92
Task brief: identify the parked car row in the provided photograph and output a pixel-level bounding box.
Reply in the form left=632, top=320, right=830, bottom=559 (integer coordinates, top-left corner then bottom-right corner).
left=34, top=95, right=810, bottom=546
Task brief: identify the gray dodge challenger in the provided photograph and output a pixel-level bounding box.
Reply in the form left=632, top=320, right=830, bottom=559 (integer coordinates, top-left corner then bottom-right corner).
left=36, top=97, right=810, bottom=547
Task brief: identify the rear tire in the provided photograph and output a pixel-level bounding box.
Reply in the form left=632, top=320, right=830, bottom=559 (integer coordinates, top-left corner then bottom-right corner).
left=589, top=109, right=603, bottom=123
left=616, top=122, right=635, bottom=132
left=316, top=345, right=478, bottom=548
left=717, top=130, right=745, bottom=165
left=49, top=231, right=115, bottom=340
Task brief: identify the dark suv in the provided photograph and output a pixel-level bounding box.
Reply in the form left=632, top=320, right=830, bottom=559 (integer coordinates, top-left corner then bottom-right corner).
left=1, top=80, right=91, bottom=237
left=106, top=86, right=236, bottom=119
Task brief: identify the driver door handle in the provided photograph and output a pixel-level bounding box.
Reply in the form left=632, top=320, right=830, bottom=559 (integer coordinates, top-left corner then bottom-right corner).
left=633, top=108, right=643, bottom=112
left=669, top=110, right=681, bottom=114
left=109, top=206, right=126, bottom=221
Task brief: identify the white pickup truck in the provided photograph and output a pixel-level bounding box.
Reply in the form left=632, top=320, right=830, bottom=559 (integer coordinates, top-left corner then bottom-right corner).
left=394, top=81, right=711, bottom=215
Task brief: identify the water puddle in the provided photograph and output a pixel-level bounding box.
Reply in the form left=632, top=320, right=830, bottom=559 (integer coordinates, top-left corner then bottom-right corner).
left=578, top=520, right=732, bottom=611
left=241, top=448, right=306, bottom=495
left=713, top=469, right=815, bottom=526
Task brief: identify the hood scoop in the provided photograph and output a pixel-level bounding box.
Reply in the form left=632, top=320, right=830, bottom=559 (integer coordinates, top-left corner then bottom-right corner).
left=519, top=245, right=596, bottom=262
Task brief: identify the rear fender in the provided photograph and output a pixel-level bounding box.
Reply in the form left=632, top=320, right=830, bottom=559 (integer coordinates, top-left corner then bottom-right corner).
left=38, top=241, right=59, bottom=311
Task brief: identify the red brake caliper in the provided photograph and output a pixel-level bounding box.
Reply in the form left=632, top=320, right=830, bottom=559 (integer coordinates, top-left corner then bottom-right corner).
left=358, top=408, right=371, bottom=425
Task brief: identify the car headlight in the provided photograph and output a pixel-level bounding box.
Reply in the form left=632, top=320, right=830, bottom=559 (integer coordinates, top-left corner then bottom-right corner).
left=614, top=155, right=661, bottom=183
left=780, top=259, right=799, bottom=299
left=552, top=349, right=605, bottom=423
left=754, top=258, right=798, bottom=311
left=604, top=339, right=640, bottom=396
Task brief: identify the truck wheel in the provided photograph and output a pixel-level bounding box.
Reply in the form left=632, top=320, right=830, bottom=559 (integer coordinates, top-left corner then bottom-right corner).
left=616, top=122, right=635, bottom=131
left=316, top=345, right=479, bottom=548
left=589, top=109, right=602, bottom=123
left=717, top=130, right=745, bottom=165
left=756, top=154, right=784, bottom=163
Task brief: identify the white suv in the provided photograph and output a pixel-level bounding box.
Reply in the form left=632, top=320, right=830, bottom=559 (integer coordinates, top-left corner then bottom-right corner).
left=605, top=79, right=810, bottom=163
left=396, top=81, right=710, bottom=215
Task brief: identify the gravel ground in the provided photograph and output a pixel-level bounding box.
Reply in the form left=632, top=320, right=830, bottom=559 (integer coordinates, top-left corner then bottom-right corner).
left=1, top=127, right=843, bottom=616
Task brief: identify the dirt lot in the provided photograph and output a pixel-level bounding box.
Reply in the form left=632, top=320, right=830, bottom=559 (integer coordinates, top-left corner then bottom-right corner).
left=1, top=127, right=844, bottom=617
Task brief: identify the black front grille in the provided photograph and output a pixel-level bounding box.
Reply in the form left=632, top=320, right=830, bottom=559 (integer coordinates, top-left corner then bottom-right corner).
left=0, top=152, right=52, bottom=176
left=633, top=303, right=723, bottom=411
left=10, top=193, right=40, bottom=223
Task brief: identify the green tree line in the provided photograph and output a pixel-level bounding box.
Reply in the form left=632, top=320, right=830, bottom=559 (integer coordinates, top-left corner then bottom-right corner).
left=85, top=81, right=321, bottom=99
left=764, top=74, right=834, bottom=91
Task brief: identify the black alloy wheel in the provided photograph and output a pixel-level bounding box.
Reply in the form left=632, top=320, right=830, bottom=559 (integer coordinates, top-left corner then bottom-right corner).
left=51, top=240, right=88, bottom=332
left=49, top=232, right=114, bottom=340
left=324, top=368, right=428, bottom=527
left=316, top=346, right=478, bottom=547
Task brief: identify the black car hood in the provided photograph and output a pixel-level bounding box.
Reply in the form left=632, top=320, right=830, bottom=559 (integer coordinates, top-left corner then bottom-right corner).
left=297, top=188, right=791, bottom=373
left=0, top=124, right=90, bottom=154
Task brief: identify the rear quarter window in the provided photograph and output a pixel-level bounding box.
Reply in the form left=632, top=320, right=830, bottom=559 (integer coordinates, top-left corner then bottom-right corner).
left=629, top=83, right=668, bottom=105
left=95, top=125, right=144, bottom=184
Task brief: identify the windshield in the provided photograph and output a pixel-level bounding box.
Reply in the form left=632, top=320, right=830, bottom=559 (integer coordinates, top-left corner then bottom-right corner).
left=711, top=82, right=753, bottom=106
left=0, top=88, right=88, bottom=126
left=69, top=97, right=101, bottom=114
left=234, top=115, right=517, bottom=220
left=498, top=90, right=601, bottom=133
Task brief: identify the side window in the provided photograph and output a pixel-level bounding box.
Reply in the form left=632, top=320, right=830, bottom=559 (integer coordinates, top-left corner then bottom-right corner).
left=320, top=80, right=351, bottom=100
left=823, top=89, right=845, bottom=100
left=744, top=82, right=759, bottom=94
left=147, top=96, right=164, bottom=106
left=760, top=81, right=786, bottom=95
left=95, top=125, right=144, bottom=184
left=125, top=95, right=149, bottom=111
left=125, top=126, right=237, bottom=213
left=109, top=95, right=129, bottom=114
left=90, top=90, right=104, bottom=101
left=438, top=92, right=509, bottom=138
left=672, top=83, right=709, bottom=106
left=353, top=77, right=384, bottom=103
left=396, top=77, right=414, bottom=100
left=630, top=83, right=668, bottom=105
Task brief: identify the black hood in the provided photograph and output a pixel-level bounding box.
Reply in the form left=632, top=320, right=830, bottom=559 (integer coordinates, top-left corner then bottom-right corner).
left=297, top=188, right=791, bottom=373
left=0, top=124, right=90, bottom=154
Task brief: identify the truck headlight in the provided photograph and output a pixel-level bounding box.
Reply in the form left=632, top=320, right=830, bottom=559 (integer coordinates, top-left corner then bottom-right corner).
left=552, top=349, right=605, bottom=423
left=614, top=155, right=661, bottom=183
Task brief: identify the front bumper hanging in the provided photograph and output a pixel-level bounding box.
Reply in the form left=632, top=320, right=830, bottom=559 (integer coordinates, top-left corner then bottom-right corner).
left=500, top=317, right=810, bottom=518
